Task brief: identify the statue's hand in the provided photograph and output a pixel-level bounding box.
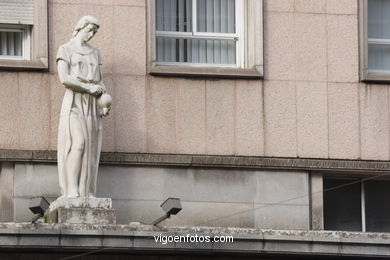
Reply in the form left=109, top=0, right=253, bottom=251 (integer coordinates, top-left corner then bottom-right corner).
left=101, top=84, right=107, bottom=93
left=89, top=84, right=104, bottom=96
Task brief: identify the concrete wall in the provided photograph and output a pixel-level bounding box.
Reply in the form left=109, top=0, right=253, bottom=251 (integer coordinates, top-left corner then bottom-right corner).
left=1, top=162, right=309, bottom=229
left=0, top=0, right=387, bottom=161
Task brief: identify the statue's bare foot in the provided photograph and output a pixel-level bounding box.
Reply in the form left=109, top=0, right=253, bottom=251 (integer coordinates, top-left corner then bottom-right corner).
left=67, top=193, right=79, bottom=198
left=88, top=193, right=96, bottom=198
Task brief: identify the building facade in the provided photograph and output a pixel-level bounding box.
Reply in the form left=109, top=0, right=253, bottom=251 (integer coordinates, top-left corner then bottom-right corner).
left=0, top=0, right=390, bottom=258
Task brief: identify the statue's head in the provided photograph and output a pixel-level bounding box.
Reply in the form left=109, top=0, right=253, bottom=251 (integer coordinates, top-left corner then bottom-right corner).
left=72, top=16, right=100, bottom=42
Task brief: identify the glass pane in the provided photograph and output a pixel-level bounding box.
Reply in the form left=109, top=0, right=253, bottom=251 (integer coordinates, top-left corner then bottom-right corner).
left=368, top=44, right=390, bottom=72
left=0, top=31, right=23, bottom=57
left=365, top=180, right=390, bottom=232
left=368, top=0, right=390, bottom=39
left=323, top=179, right=362, bottom=232
left=156, top=37, right=236, bottom=65
left=156, top=0, right=192, bottom=32
left=197, top=0, right=235, bottom=33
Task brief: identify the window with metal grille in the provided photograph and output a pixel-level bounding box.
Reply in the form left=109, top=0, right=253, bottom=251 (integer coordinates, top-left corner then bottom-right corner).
left=155, top=0, right=242, bottom=67
left=367, top=0, right=390, bottom=74
left=0, top=0, right=48, bottom=69
left=359, top=0, right=390, bottom=81
left=0, top=26, right=30, bottom=60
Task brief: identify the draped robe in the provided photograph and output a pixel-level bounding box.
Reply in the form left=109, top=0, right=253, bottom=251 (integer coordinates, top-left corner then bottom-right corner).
left=56, top=41, right=103, bottom=197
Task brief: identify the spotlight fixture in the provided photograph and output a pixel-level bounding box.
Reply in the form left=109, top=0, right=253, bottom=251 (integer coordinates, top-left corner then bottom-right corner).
left=151, top=198, right=182, bottom=225
left=29, top=197, right=50, bottom=223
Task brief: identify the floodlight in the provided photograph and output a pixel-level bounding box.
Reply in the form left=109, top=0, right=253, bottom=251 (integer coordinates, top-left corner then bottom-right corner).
left=29, top=197, right=50, bottom=223
left=151, top=198, right=182, bottom=225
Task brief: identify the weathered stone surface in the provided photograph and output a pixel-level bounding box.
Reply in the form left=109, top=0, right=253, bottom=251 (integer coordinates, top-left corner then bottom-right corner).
left=235, top=80, right=264, bottom=156
left=0, top=223, right=389, bottom=258
left=206, top=80, right=235, bottom=155
left=295, top=0, right=326, bottom=13
left=264, top=80, right=297, bottom=157
left=327, top=15, right=358, bottom=83
left=145, top=77, right=176, bottom=153
left=296, top=81, right=328, bottom=158
left=114, top=76, right=146, bottom=153
left=310, top=173, right=324, bottom=230
left=46, top=207, right=116, bottom=225
left=264, top=12, right=295, bottom=80
left=294, top=14, right=327, bottom=81
left=0, top=162, right=14, bottom=222
left=1, top=150, right=390, bottom=172
left=46, top=197, right=115, bottom=225
left=360, top=84, right=390, bottom=160
left=49, top=197, right=112, bottom=211
left=327, top=0, right=357, bottom=15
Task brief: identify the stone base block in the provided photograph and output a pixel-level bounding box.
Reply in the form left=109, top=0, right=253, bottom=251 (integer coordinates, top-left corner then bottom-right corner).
left=46, top=208, right=116, bottom=224
left=46, top=197, right=116, bottom=224
left=49, top=197, right=112, bottom=211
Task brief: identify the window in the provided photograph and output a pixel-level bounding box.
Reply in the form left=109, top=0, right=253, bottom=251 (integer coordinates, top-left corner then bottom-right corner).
left=0, top=25, right=30, bottom=60
left=323, top=178, right=390, bottom=232
left=359, top=0, right=390, bottom=81
left=156, top=0, right=241, bottom=67
left=0, top=0, right=48, bottom=70
left=147, top=0, right=263, bottom=78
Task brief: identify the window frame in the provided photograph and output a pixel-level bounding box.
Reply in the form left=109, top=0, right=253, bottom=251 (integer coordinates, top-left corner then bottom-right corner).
left=322, top=176, right=365, bottom=232
left=319, top=175, right=390, bottom=232
left=359, top=0, right=390, bottom=82
left=0, top=0, right=48, bottom=70
left=147, top=0, right=263, bottom=79
left=0, top=24, right=31, bottom=61
left=155, top=0, right=243, bottom=68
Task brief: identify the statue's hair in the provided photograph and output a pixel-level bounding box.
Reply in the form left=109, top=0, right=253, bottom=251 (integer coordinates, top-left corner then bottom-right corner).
left=72, top=16, right=100, bottom=37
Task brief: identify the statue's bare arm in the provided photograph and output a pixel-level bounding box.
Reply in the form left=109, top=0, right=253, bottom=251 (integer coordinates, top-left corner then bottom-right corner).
left=57, top=60, right=103, bottom=95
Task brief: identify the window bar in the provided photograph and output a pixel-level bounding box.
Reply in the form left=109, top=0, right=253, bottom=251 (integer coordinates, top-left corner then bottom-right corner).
left=176, top=0, right=180, bottom=62
left=0, top=32, right=7, bottom=56
left=235, top=0, right=240, bottom=67
left=361, top=180, right=366, bottom=232
left=8, top=32, right=15, bottom=56
left=205, top=0, right=211, bottom=63
left=368, top=38, right=390, bottom=45
left=183, top=0, right=188, bottom=62
left=228, top=0, right=234, bottom=33
left=15, top=32, right=22, bottom=56
left=156, top=31, right=236, bottom=40
left=24, top=27, right=30, bottom=60
left=162, top=0, right=168, bottom=61
left=192, top=0, right=197, bottom=35
left=155, top=0, right=239, bottom=66
left=188, top=0, right=193, bottom=61
left=192, top=0, right=198, bottom=63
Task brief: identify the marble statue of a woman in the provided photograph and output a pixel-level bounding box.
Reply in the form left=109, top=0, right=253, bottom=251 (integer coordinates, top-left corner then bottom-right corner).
left=56, top=16, right=111, bottom=198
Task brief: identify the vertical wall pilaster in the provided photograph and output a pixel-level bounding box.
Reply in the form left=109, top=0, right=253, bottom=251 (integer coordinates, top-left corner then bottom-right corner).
left=0, top=162, right=15, bottom=222
left=310, top=172, right=324, bottom=230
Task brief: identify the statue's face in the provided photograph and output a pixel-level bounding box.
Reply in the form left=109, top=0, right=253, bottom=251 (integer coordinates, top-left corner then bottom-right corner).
left=79, top=24, right=98, bottom=43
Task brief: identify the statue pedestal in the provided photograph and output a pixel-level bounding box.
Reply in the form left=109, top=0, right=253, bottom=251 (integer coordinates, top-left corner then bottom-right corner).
left=46, top=197, right=116, bottom=224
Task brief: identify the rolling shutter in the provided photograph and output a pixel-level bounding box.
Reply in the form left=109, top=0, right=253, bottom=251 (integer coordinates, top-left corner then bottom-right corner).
left=0, top=0, right=34, bottom=25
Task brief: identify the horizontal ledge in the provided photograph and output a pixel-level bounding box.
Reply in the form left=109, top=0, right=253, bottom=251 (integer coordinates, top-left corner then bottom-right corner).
left=0, top=224, right=390, bottom=257
left=360, top=72, right=390, bottom=84
left=0, top=150, right=389, bottom=173
left=0, top=59, right=48, bottom=70
left=149, top=65, right=263, bottom=79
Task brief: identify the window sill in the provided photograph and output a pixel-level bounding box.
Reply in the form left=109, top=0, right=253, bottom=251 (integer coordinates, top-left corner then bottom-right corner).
left=149, top=64, right=263, bottom=79
left=0, top=58, right=48, bottom=71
